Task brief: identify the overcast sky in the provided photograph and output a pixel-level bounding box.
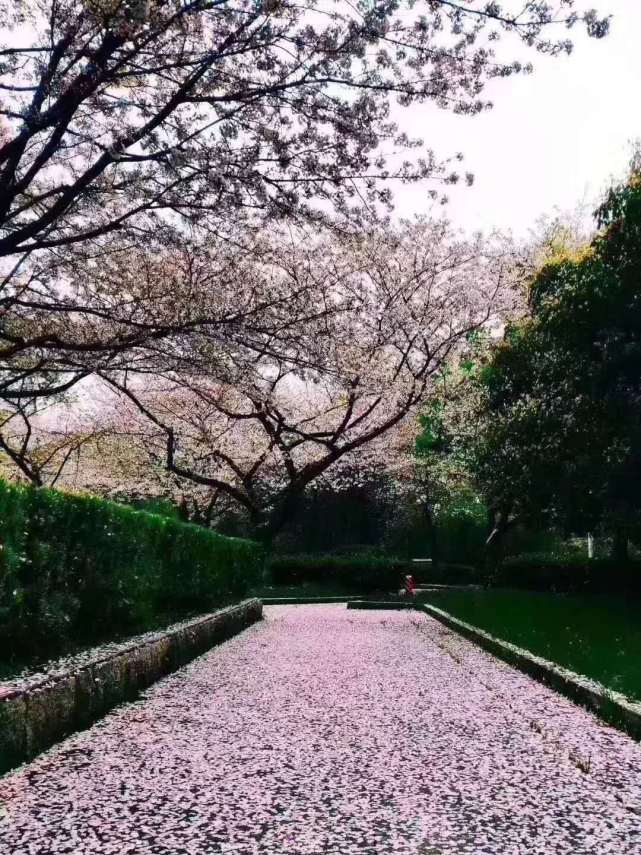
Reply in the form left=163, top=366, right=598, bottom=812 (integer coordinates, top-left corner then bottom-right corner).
left=393, top=0, right=641, bottom=237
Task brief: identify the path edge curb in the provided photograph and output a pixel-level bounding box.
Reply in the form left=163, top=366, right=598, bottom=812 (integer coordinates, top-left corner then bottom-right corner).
left=348, top=599, right=641, bottom=741
left=0, top=598, right=263, bottom=776
left=262, top=596, right=362, bottom=604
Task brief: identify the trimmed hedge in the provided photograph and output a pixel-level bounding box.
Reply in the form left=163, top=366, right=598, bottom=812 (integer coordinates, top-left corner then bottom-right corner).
left=490, top=553, right=641, bottom=594
left=417, top=561, right=484, bottom=586
left=268, top=550, right=641, bottom=596
left=419, top=553, right=641, bottom=593
left=0, top=480, right=263, bottom=661
left=268, top=553, right=406, bottom=592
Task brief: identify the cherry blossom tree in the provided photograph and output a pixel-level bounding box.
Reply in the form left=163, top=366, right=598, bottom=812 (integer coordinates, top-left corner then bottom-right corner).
left=98, top=219, right=522, bottom=542
left=0, top=225, right=355, bottom=479
left=0, top=1, right=608, bottom=381
left=0, top=0, right=608, bottom=493
left=0, top=0, right=609, bottom=256
left=0, top=396, right=107, bottom=485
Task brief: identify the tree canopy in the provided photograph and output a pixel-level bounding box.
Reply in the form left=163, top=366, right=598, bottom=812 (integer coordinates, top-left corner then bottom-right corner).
left=0, top=1, right=608, bottom=254
left=458, top=163, right=641, bottom=559
left=0, top=1, right=613, bottom=538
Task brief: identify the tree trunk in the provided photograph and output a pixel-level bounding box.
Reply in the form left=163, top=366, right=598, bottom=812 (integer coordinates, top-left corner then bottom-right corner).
left=252, top=489, right=305, bottom=551
left=423, top=502, right=440, bottom=575
left=485, top=504, right=514, bottom=569
left=611, top=527, right=629, bottom=563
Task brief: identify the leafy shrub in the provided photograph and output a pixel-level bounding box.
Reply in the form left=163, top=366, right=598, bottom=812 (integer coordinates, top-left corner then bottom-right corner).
left=490, top=553, right=641, bottom=594
left=0, top=480, right=263, bottom=661
left=268, top=553, right=406, bottom=592
left=419, top=561, right=485, bottom=585
left=129, top=497, right=181, bottom=519
left=328, top=544, right=389, bottom=557
left=269, top=553, right=491, bottom=590
left=433, top=511, right=487, bottom=566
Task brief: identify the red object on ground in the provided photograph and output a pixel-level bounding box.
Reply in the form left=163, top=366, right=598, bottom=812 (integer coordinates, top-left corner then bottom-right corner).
left=404, top=575, right=416, bottom=596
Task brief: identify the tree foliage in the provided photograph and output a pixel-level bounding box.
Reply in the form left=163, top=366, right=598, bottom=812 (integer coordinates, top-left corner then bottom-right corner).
left=468, top=164, right=641, bottom=557
left=0, top=0, right=608, bottom=254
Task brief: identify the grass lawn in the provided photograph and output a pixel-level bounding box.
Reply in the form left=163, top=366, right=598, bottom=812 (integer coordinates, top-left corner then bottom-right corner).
left=419, top=588, right=641, bottom=703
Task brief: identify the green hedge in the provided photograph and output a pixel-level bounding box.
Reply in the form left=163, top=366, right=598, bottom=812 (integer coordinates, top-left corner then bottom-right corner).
left=268, top=549, right=641, bottom=596
left=0, top=481, right=263, bottom=661
left=268, top=553, right=406, bottom=592
left=490, top=553, right=641, bottom=594
left=420, top=562, right=485, bottom=585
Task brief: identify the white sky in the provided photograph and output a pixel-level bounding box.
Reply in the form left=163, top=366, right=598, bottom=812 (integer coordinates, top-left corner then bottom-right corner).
left=394, top=0, right=641, bottom=237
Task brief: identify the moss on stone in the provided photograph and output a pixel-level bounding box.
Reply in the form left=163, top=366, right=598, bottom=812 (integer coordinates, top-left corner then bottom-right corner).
left=125, top=644, right=166, bottom=696
left=150, top=636, right=173, bottom=679
left=73, top=667, right=98, bottom=729
left=91, top=656, right=128, bottom=714
left=25, top=676, right=76, bottom=758
left=0, top=692, right=27, bottom=775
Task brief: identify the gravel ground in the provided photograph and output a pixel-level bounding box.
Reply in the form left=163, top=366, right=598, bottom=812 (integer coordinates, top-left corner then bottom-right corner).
left=1, top=605, right=640, bottom=855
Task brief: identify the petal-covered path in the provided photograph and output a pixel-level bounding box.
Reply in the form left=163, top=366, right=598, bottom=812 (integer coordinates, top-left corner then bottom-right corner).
left=1, top=605, right=640, bottom=854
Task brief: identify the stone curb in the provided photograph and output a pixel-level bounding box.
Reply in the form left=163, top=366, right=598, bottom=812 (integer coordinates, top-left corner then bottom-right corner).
left=346, top=600, right=415, bottom=610
left=347, top=600, right=641, bottom=741
left=262, top=590, right=477, bottom=605
left=262, top=596, right=362, bottom=604
left=0, top=598, right=263, bottom=776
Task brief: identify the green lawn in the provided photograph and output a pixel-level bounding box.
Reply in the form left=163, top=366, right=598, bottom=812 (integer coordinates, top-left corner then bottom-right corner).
left=419, top=588, right=641, bottom=703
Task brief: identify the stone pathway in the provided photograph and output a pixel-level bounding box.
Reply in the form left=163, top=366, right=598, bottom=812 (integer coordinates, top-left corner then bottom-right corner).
left=1, top=605, right=640, bottom=854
